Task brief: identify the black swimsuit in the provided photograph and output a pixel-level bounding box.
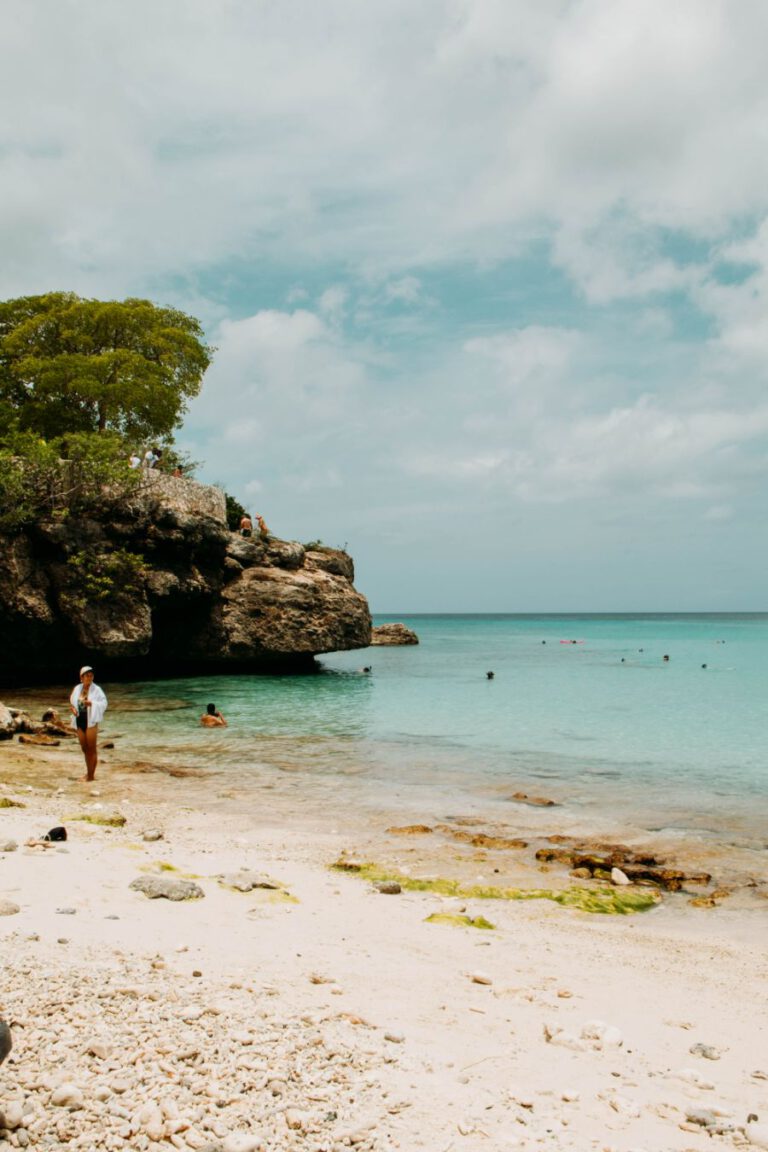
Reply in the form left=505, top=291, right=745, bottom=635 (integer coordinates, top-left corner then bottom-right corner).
left=76, top=698, right=88, bottom=732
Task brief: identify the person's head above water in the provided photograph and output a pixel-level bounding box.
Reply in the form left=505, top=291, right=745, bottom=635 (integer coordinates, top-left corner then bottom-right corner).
left=206, top=703, right=218, bottom=715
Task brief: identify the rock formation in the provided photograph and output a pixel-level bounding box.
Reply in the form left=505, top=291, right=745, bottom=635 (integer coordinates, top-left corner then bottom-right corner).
left=0, top=472, right=371, bottom=683
left=370, top=622, right=419, bottom=645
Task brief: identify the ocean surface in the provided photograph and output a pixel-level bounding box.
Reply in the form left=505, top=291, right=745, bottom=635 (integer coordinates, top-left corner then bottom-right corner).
left=50, top=613, right=767, bottom=860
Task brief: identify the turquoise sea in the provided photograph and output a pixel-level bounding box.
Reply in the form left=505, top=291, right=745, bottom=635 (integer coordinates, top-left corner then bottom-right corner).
left=10, top=617, right=764, bottom=884
left=61, top=613, right=767, bottom=862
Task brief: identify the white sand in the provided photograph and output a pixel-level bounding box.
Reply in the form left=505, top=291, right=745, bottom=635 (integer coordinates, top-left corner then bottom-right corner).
left=1, top=741, right=767, bottom=1151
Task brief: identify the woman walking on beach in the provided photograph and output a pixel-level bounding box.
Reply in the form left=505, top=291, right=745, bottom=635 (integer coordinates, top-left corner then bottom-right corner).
left=70, top=666, right=108, bottom=781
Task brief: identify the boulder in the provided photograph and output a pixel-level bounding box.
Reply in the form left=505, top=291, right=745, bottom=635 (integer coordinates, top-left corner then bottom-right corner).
left=371, top=623, right=419, bottom=646
left=129, top=876, right=204, bottom=901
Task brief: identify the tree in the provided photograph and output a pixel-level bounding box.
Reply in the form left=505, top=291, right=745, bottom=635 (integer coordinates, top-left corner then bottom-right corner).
left=0, top=292, right=212, bottom=443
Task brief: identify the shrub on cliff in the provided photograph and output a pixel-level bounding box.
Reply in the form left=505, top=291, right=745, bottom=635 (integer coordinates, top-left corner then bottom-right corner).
left=0, top=431, right=137, bottom=531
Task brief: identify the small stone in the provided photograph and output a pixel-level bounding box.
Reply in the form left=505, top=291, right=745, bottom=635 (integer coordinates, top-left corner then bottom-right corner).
left=469, top=971, right=493, bottom=985
left=129, top=875, right=204, bottom=901
left=581, top=1020, right=623, bottom=1048
left=285, top=1109, right=307, bottom=1130
left=611, top=867, right=630, bottom=885
left=51, top=1083, right=84, bottom=1110
left=561, top=1090, right=580, bottom=1103
left=222, top=1136, right=263, bottom=1152
left=56, top=907, right=77, bottom=915
left=85, top=1040, right=112, bottom=1059
left=608, top=1094, right=640, bottom=1118
left=689, top=1042, right=721, bottom=1060
left=375, top=881, right=402, bottom=894
left=142, top=829, right=164, bottom=842
left=218, top=870, right=281, bottom=892
left=384, top=1032, right=405, bottom=1043
left=0, top=900, right=20, bottom=916
left=0, top=839, right=18, bottom=852
left=543, top=1023, right=586, bottom=1051
left=192, top=969, right=203, bottom=978
left=746, top=1122, right=768, bottom=1149
left=668, top=1067, right=715, bottom=1089
left=1, top=1101, right=24, bottom=1129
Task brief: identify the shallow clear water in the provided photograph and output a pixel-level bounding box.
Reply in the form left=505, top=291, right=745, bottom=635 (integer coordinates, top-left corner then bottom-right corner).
left=58, top=613, right=768, bottom=853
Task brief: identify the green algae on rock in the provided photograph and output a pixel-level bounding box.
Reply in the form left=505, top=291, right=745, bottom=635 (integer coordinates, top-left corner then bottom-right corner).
left=0, top=797, right=25, bottom=808
left=68, top=813, right=127, bottom=827
left=330, top=861, right=660, bottom=915
left=425, top=913, right=496, bottom=930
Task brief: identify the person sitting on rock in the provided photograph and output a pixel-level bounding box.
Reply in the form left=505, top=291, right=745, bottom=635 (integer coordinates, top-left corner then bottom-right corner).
left=200, top=703, right=227, bottom=728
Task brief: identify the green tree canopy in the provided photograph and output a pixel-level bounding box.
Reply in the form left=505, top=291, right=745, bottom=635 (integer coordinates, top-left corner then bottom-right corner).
left=0, top=292, right=213, bottom=443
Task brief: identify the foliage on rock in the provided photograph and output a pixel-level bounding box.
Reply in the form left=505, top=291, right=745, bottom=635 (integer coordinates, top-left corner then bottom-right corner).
left=66, top=548, right=148, bottom=603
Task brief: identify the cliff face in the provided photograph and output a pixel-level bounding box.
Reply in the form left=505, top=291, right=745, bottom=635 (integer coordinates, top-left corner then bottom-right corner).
left=0, top=473, right=371, bottom=684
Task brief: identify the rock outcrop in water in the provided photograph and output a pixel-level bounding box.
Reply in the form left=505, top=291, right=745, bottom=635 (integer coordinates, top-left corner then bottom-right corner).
left=0, top=472, right=371, bottom=683
left=370, top=623, right=419, bottom=645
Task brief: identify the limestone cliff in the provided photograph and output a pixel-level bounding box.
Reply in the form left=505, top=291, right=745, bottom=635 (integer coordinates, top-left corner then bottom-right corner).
left=0, top=472, right=371, bottom=684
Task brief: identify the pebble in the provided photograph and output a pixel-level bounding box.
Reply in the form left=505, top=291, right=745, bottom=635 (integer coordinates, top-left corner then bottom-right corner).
left=0, top=838, right=18, bottom=852
left=384, top=1032, right=405, bottom=1044
left=543, top=1024, right=587, bottom=1052
left=1, top=1100, right=24, bottom=1128
left=142, top=829, right=164, bottom=842
left=581, top=1021, right=623, bottom=1048
left=746, top=1122, right=768, bottom=1149
left=608, top=1094, right=640, bottom=1118
left=0, top=899, right=20, bottom=916
left=611, top=867, right=630, bottom=885
left=51, top=1083, right=84, bottom=1110
left=222, top=1136, right=263, bottom=1152
left=668, top=1067, right=715, bottom=1089
left=56, top=907, right=77, bottom=915
left=689, top=1042, right=721, bottom=1060
left=469, top=971, right=493, bottom=985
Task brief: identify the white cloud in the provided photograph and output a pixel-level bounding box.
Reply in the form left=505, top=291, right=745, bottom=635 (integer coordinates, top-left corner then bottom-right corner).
left=3, top=1, right=768, bottom=606
left=4, top=0, right=768, bottom=297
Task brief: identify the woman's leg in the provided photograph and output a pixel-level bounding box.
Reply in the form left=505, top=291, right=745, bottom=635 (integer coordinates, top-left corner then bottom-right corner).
left=84, top=725, right=99, bottom=780
left=76, top=726, right=88, bottom=775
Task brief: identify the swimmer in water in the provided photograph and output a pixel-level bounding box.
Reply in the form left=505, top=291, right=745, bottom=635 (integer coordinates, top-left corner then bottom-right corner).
left=201, top=703, right=227, bottom=727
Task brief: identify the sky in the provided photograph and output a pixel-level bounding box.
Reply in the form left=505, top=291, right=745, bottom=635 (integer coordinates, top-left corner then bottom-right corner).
left=2, top=0, right=768, bottom=611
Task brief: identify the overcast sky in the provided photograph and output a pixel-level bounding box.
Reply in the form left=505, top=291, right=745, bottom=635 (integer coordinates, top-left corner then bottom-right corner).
left=3, top=0, right=768, bottom=611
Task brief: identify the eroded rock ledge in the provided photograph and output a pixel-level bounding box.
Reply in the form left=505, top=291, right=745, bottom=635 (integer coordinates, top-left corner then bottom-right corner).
left=0, top=473, right=371, bottom=683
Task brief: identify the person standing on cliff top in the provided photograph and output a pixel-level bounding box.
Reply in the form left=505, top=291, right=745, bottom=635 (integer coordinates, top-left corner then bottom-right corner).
left=69, top=666, right=108, bottom=781
left=239, top=514, right=253, bottom=538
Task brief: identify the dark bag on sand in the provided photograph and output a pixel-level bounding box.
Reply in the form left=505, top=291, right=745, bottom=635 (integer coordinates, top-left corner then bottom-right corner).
left=42, top=826, right=67, bottom=842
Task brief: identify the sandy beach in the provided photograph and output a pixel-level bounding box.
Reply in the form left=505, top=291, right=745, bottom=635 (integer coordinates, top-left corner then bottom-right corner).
left=2, top=735, right=768, bottom=1152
